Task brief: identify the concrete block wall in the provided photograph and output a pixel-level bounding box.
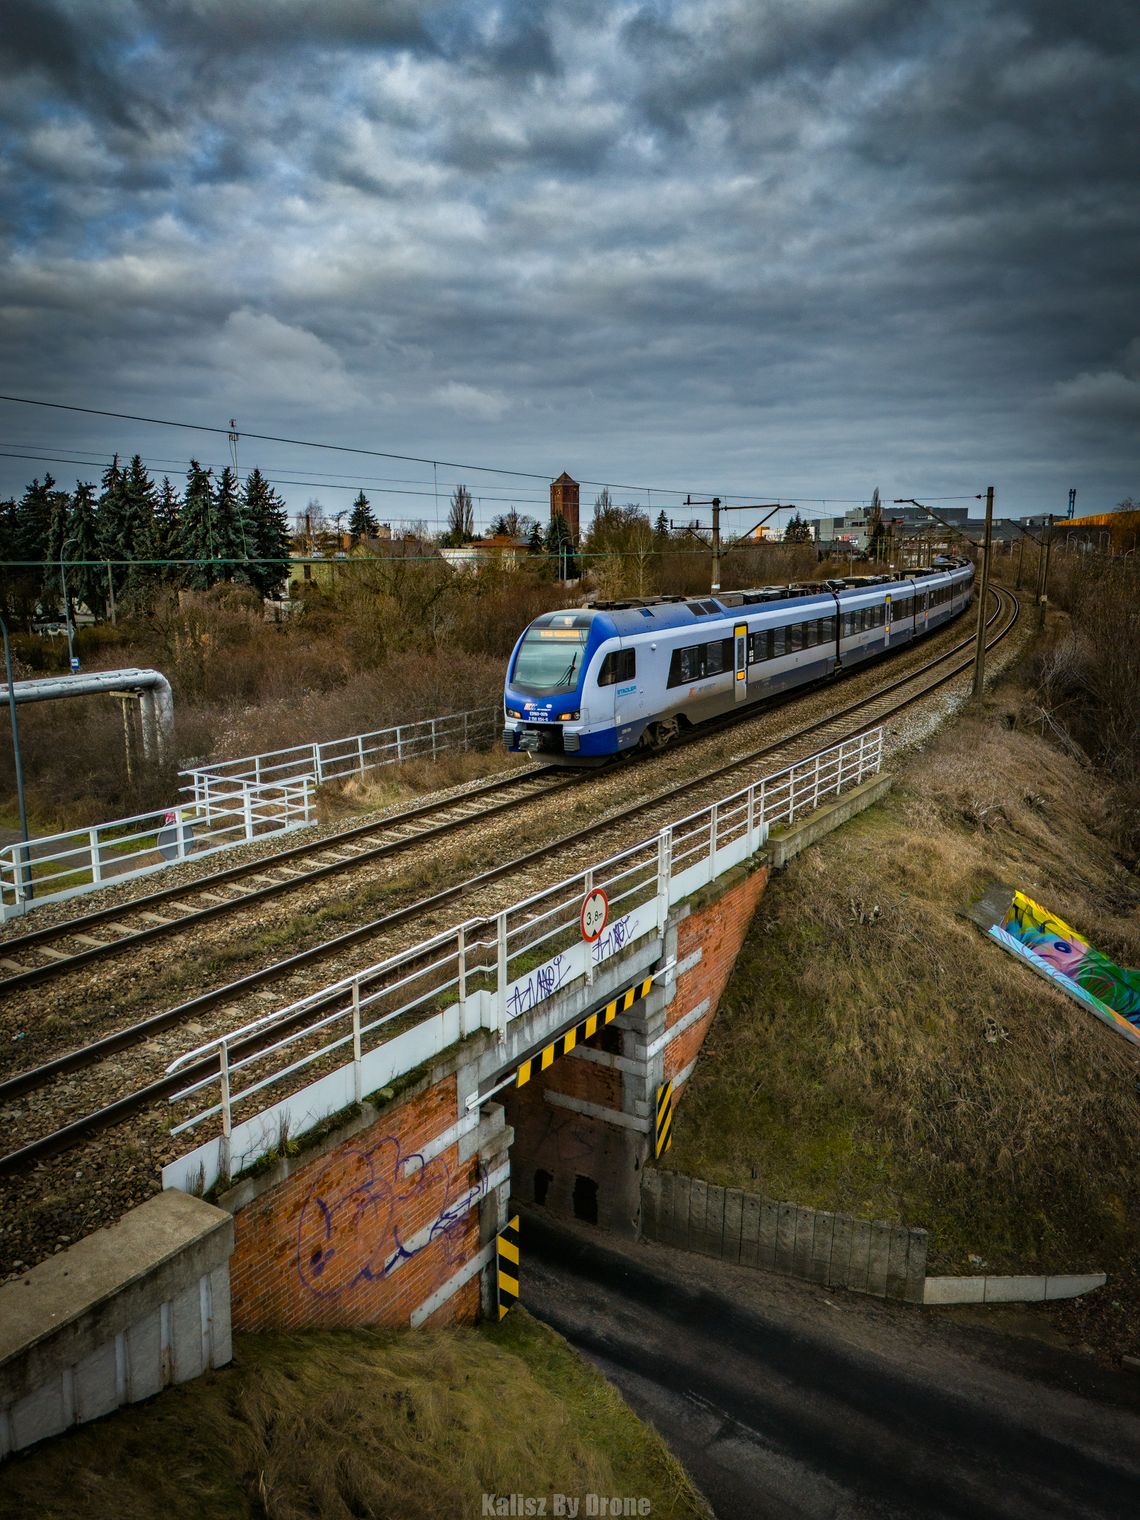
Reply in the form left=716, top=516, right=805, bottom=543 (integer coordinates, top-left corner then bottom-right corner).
left=923, top=1273, right=1106, bottom=1305
left=642, top=1169, right=928, bottom=1302
left=0, top=1190, right=233, bottom=1459
left=223, top=1066, right=512, bottom=1334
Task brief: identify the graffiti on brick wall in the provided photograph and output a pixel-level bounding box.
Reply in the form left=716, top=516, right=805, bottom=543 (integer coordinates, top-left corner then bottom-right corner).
left=296, top=1135, right=488, bottom=1299
left=990, top=890, right=1140, bottom=1048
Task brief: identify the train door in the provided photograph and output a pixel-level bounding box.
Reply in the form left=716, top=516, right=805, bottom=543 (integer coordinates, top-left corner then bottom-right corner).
left=920, top=589, right=929, bottom=629
left=884, top=594, right=892, bottom=646
left=734, top=623, right=748, bottom=703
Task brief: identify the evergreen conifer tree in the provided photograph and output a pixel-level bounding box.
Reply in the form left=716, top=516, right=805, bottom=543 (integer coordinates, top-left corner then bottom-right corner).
left=211, top=466, right=252, bottom=582
left=15, top=476, right=59, bottom=623
left=543, top=512, right=577, bottom=579
left=243, top=469, right=292, bottom=596
left=177, top=460, right=217, bottom=589
left=0, top=498, right=19, bottom=621
left=783, top=511, right=812, bottom=544
left=115, top=455, right=160, bottom=610
left=95, top=455, right=125, bottom=584
left=653, top=510, right=670, bottom=543
left=67, top=482, right=105, bottom=619
left=130, top=475, right=182, bottom=607
left=348, top=489, right=378, bottom=542
left=527, top=521, right=544, bottom=555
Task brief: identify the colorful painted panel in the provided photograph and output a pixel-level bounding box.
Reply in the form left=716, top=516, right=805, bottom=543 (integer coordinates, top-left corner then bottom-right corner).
left=989, top=891, right=1140, bottom=1048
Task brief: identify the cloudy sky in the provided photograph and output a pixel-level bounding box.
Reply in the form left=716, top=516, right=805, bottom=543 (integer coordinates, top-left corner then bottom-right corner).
left=1, top=0, right=1137, bottom=533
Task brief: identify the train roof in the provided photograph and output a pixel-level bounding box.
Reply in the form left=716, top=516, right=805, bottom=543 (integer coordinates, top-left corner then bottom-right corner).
left=573, top=559, right=972, bottom=635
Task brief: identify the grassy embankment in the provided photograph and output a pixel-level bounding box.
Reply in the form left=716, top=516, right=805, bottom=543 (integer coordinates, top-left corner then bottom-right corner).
left=667, top=656, right=1139, bottom=1289
left=0, top=1313, right=706, bottom=1520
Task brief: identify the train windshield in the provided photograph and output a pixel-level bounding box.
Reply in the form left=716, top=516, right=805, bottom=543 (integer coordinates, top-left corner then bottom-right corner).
left=512, top=628, right=588, bottom=693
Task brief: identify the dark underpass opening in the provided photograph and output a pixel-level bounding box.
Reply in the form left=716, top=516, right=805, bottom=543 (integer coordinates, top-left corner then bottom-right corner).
left=573, top=1174, right=599, bottom=1224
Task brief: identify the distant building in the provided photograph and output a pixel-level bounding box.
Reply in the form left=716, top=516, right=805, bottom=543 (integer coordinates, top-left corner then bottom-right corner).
left=550, top=471, right=580, bottom=543
left=439, top=534, right=531, bottom=571
left=1053, top=508, right=1140, bottom=555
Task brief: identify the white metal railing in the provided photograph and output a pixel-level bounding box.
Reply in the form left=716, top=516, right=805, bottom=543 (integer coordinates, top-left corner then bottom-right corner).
left=163, top=729, right=883, bottom=1192
left=0, top=704, right=501, bottom=920
left=0, top=777, right=314, bottom=920
left=180, top=706, right=500, bottom=811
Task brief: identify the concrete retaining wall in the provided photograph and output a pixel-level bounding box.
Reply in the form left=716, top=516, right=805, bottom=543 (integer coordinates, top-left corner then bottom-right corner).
left=923, top=1273, right=1106, bottom=1305
left=641, top=1169, right=928, bottom=1302
left=766, top=774, right=893, bottom=869
left=0, top=1190, right=233, bottom=1459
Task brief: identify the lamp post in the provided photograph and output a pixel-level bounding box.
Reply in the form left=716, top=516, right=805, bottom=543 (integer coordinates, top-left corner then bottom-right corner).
left=1, top=613, right=31, bottom=901
left=59, top=540, right=79, bottom=673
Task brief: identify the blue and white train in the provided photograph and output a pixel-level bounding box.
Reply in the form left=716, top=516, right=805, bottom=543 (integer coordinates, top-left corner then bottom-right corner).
left=502, top=559, right=975, bottom=764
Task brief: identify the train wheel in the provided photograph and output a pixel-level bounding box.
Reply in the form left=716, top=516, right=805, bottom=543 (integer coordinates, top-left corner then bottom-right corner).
left=643, top=718, right=679, bottom=752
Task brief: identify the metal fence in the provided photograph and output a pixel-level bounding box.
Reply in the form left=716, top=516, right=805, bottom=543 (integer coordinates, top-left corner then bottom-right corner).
left=0, top=705, right=500, bottom=921
left=164, top=729, right=883, bottom=1192
left=0, top=777, right=313, bottom=921
left=180, top=706, right=501, bottom=813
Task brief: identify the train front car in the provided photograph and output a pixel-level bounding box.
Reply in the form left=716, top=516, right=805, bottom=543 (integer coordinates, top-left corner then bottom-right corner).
left=503, top=608, right=618, bottom=764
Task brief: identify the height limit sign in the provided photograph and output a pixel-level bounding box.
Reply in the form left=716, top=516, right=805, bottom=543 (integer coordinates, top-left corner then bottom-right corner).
left=580, top=887, right=609, bottom=943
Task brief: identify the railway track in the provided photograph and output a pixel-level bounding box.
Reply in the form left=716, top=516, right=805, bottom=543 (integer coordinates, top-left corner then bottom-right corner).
left=0, top=764, right=577, bottom=990
left=0, top=589, right=1003, bottom=993
left=0, top=585, right=1019, bottom=1177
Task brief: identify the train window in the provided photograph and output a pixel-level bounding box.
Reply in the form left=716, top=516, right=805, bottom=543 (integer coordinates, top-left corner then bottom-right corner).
left=668, top=645, right=700, bottom=686
left=821, top=616, right=835, bottom=643
left=598, top=648, right=636, bottom=686
left=787, top=623, right=803, bottom=652
left=704, top=638, right=731, bottom=676
left=748, top=632, right=764, bottom=664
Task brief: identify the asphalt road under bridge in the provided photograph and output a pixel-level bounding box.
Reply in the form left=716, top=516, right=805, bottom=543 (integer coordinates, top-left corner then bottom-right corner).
left=522, top=1213, right=1139, bottom=1520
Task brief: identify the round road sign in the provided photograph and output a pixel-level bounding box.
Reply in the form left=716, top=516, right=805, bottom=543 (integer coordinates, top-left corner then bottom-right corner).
left=580, top=887, right=609, bottom=943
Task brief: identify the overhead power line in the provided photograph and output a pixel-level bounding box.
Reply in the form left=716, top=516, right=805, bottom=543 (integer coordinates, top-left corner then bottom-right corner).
left=0, top=392, right=983, bottom=511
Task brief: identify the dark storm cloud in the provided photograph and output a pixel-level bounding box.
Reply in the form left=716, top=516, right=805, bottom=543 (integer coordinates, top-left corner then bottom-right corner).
left=0, top=0, right=152, bottom=131
left=0, top=0, right=1137, bottom=519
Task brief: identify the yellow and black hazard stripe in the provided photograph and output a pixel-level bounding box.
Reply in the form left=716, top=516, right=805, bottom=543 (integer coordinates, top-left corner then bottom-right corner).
left=654, top=1080, right=674, bottom=1158
left=497, top=1214, right=520, bottom=1319
left=515, top=974, right=655, bottom=1089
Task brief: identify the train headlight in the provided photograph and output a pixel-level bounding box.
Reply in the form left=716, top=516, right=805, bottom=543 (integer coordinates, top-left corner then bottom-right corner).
left=506, top=707, right=521, bottom=718
left=558, top=710, right=580, bottom=721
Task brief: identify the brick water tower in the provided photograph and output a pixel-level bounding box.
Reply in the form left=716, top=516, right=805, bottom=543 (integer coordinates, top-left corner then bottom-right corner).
left=550, top=471, right=580, bottom=544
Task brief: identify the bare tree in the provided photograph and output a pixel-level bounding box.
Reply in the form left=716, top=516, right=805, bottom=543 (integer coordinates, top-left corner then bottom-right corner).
left=446, top=483, right=474, bottom=545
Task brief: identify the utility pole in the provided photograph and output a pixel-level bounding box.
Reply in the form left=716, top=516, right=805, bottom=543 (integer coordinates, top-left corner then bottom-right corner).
left=895, top=493, right=995, bottom=699
left=972, top=486, right=994, bottom=700
left=684, top=496, right=792, bottom=593
left=1015, top=534, right=1025, bottom=589
left=1, top=614, right=31, bottom=900
left=1038, top=513, right=1054, bottom=628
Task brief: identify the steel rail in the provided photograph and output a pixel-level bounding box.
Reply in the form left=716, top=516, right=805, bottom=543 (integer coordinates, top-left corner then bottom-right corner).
left=0, top=766, right=577, bottom=991
left=0, top=587, right=1019, bottom=1172
left=0, top=589, right=990, bottom=986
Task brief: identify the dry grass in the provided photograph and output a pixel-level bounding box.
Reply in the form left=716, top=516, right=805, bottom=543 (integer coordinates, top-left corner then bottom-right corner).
left=322, top=747, right=529, bottom=821
left=0, top=1314, right=706, bottom=1520
left=668, top=686, right=1140, bottom=1280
